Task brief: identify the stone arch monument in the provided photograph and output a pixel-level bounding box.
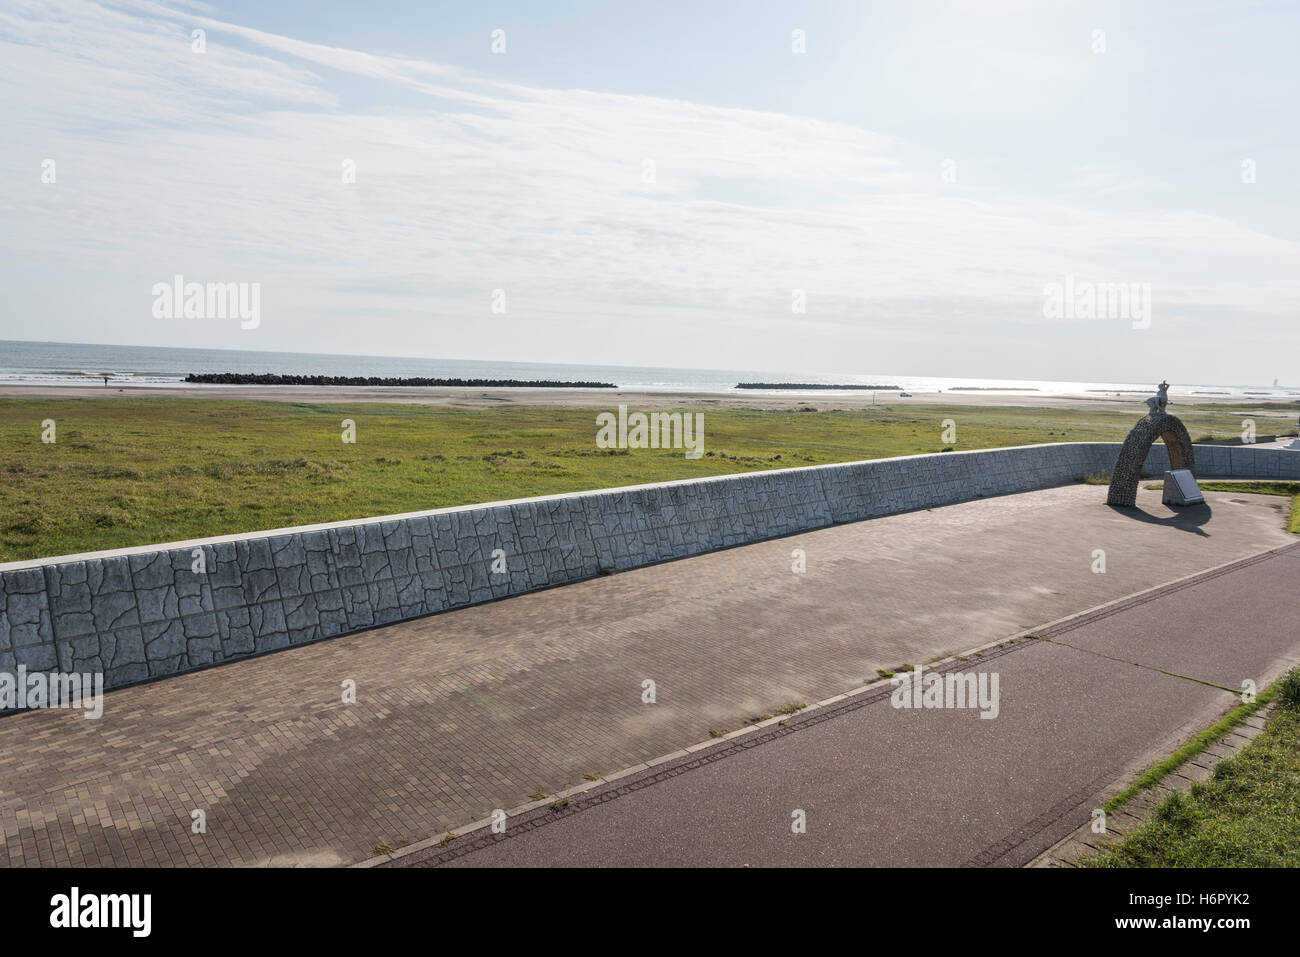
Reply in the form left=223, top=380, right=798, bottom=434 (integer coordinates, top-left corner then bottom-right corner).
left=1107, top=380, right=1196, bottom=507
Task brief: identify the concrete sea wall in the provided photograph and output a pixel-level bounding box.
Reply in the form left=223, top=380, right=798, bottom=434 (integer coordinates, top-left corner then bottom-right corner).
left=3, top=441, right=1298, bottom=692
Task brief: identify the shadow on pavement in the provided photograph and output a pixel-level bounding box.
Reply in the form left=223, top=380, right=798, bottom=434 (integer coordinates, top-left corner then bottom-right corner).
left=1107, top=502, right=1212, bottom=536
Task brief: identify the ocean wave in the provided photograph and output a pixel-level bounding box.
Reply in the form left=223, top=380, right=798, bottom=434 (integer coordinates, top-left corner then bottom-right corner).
left=0, top=372, right=185, bottom=385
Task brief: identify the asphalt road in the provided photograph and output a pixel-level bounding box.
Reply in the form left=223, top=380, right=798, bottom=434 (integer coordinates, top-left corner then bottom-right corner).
left=395, top=543, right=1300, bottom=867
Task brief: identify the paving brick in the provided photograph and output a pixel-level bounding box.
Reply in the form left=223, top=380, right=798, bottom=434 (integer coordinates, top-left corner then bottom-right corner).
left=1, top=483, right=1292, bottom=866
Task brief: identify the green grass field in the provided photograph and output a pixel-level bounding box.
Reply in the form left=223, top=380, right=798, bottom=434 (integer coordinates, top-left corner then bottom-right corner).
left=1, top=396, right=1295, bottom=561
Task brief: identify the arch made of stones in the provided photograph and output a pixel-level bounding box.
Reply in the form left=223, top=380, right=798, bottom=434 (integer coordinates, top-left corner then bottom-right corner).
left=1106, top=412, right=1196, bottom=507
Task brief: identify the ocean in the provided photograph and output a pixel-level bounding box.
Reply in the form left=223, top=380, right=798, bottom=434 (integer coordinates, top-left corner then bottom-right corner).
left=0, top=339, right=1293, bottom=399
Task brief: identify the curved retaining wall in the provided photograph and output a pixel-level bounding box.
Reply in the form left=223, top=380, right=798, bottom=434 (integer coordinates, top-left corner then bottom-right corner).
left=2, top=441, right=1298, bottom=691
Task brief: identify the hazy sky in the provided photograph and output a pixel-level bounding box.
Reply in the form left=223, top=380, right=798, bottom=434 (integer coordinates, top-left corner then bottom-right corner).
left=2, top=0, right=1298, bottom=383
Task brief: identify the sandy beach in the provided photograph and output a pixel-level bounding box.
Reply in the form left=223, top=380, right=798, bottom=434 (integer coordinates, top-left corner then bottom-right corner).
left=3, top=382, right=1296, bottom=417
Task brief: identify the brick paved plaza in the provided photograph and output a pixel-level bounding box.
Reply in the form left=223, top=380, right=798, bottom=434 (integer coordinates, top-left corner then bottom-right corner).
left=0, top=485, right=1290, bottom=866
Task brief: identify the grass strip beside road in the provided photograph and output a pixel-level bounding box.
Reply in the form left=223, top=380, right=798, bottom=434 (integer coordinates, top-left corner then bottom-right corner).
left=1103, top=684, right=1278, bottom=814
left=1086, top=672, right=1300, bottom=867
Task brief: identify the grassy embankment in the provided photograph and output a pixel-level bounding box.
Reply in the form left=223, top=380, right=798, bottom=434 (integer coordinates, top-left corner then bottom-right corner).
left=0, top=396, right=1295, bottom=561
left=1084, top=671, right=1300, bottom=867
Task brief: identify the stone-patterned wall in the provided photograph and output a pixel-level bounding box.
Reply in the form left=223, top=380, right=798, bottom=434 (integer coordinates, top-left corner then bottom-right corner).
left=3, top=442, right=1299, bottom=692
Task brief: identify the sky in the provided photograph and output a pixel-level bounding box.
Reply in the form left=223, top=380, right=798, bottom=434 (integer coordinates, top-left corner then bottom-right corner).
left=1, top=0, right=1298, bottom=384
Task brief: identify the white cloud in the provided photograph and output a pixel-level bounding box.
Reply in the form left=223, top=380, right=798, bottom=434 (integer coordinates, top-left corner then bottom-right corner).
left=1, top=0, right=1298, bottom=379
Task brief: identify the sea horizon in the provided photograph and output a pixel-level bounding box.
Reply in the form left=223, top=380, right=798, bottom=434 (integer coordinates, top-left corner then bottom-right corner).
left=1, top=338, right=1294, bottom=399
